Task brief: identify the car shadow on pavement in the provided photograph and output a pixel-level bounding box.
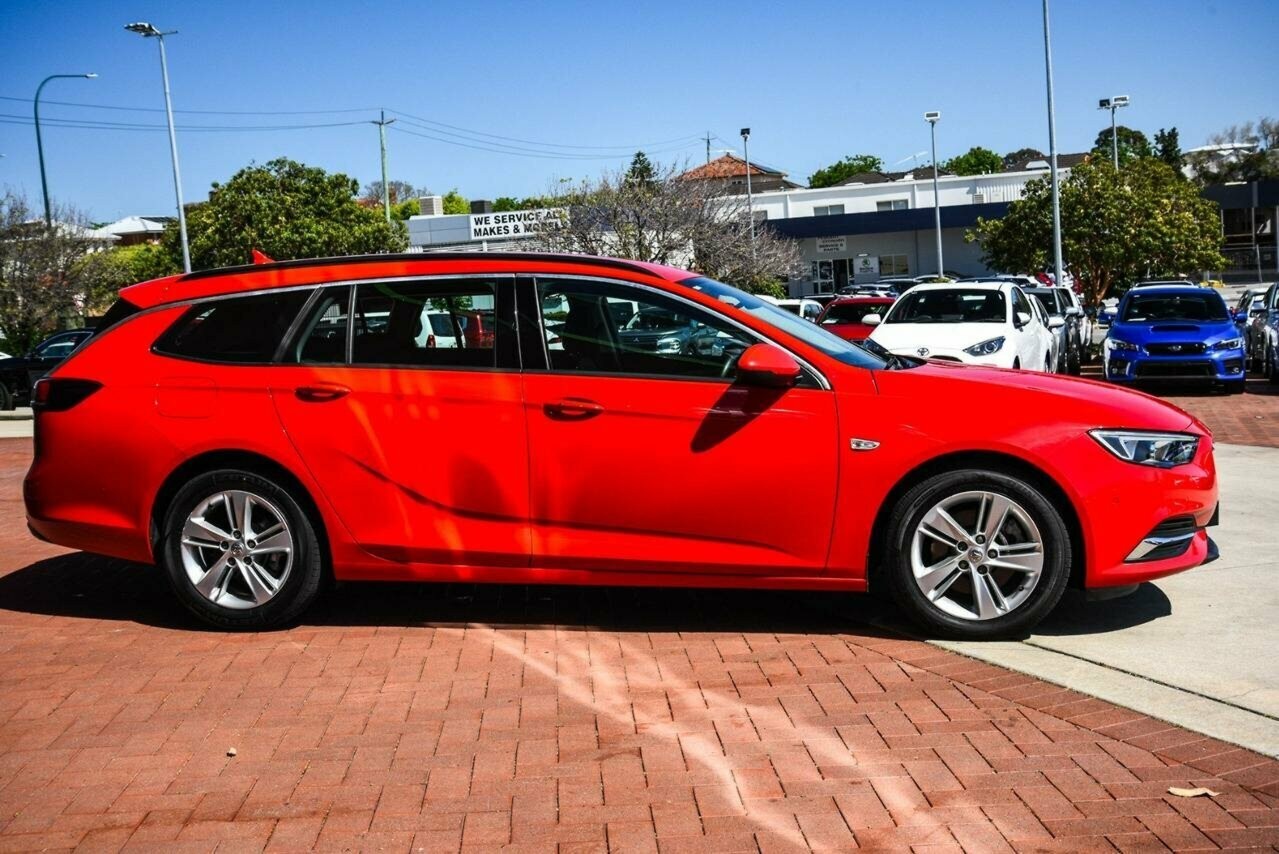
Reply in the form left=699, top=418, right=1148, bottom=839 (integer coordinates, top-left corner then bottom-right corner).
left=0, top=551, right=904, bottom=638
left=1028, top=584, right=1172, bottom=636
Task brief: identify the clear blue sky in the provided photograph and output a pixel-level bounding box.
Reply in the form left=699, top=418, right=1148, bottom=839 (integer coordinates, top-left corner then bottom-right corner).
left=2, top=0, right=1276, bottom=222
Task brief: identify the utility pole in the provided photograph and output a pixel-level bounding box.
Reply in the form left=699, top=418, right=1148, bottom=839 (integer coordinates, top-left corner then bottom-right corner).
left=1042, top=0, right=1064, bottom=288
left=372, top=111, right=396, bottom=223
left=1098, top=96, right=1130, bottom=169
left=704, top=131, right=712, bottom=164
left=741, top=128, right=754, bottom=251
left=925, top=112, right=943, bottom=277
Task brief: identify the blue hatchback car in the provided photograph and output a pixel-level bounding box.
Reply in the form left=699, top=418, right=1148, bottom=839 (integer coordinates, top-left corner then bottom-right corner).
left=1103, top=285, right=1246, bottom=393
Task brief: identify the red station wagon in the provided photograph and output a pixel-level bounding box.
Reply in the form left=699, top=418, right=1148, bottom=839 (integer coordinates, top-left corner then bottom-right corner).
left=24, top=254, right=1219, bottom=638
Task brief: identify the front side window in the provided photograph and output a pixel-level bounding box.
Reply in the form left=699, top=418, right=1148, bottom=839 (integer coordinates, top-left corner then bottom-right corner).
left=155, top=290, right=311, bottom=363
left=537, top=279, right=753, bottom=380
left=352, top=279, right=501, bottom=368
left=886, top=289, right=1007, bottom=324
left=1011, top=288, right=1034, bottom=322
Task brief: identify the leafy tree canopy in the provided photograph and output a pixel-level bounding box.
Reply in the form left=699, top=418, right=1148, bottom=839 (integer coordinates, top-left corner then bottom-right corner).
left=1154, top=127, right=1182, bottom=170
left=361, top=180, right=421, bottom=205
left=625, top=151, right=658, bottom=191
left=441, top=189, right=469, bottom=215
left=968, top=157, right=1225, bottom=307
left=1184, top=117, right=1279, bottom=184
left=808, top=154, right=884, bottom=188
left=1093, top=125, right=1153, bottom=165
left=1003, top=147, right=1045, bottom=168
left=166, top=158, right=406, bottom=270
left=943, top=146, right=1004, bottom=176
left=74, top=244, right=179, bottom=314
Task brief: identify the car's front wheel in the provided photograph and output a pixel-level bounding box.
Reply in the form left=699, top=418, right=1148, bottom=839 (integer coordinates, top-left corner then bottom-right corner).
left=882, top=470, right=1071, bottom=640
left=160, top=469, right=324, bottom=629
left=0, top=383, right=13, bottom=412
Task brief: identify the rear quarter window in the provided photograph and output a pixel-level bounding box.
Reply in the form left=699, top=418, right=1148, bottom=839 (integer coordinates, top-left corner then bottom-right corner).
left=154, top=290, right=311, bottom=363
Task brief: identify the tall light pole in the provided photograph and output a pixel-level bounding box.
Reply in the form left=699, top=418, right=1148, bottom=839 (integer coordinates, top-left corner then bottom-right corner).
left=740, top=127, right=754, bottom=247
left=126, top=22, right=191, bottom=273
left=34, top=73, right=97, bottom=225
left=1098, top=95, right=1130, bottom=169
left=1041, top=0, right=1064, bottom=287
left=925, top=111, right=944, bottom=277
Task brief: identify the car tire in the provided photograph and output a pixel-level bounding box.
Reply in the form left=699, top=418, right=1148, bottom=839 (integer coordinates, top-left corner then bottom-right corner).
left=1270, top=346, right=1279, bottom=385
left=1012, top=358, right=1021, bottom=370
left=882, top=469, right=1071, bottom=640
left=160, top=468, right=325, bottom=629
left=0, top=384, right=13, bottom=412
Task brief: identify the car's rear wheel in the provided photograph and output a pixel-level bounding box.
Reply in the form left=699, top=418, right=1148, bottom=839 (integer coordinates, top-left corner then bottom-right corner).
left=160, top=469, right=324, bottom=629
left=1269, top=346, right=1279, bottom=385
left=0, top=384, right=13, bottom=412
left=882, top=470, right=1071, bottom=640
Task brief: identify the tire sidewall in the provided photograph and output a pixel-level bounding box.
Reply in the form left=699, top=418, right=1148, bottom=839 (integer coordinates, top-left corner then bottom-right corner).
left=161, top=469, right=323, bottom=629
left=885, top=469, right=1071, bottom=639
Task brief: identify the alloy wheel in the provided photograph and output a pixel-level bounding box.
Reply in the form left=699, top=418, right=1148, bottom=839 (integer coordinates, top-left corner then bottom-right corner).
left=179, top=489, right=294, bottom=610
left=910, top=490, right=1045, bottom=621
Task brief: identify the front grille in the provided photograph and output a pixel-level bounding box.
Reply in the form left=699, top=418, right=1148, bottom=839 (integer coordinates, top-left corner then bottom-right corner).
left=1146, top=342, right=1207, bottom=356
left=1135, top=361, right=1212, bottom=378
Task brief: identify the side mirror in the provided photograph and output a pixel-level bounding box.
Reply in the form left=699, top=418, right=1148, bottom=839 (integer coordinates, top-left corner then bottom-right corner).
left=1066, top=306, right=1083, bottom=317
left=735, top=343, right=802, bottom=388
left=1015, top=311, right=1032, bottom=327
left=1048, top=316, right=1066, bottom=329
left=861, top=314, right=882, bottom=326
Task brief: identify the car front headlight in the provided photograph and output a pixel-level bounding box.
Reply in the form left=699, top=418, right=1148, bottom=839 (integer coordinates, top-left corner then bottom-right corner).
left=656, top=337, right=683, bottom=353
left=1212, top=337, right=1243, bottom=351
left=964, top=336, right=1005, bottom=356
left=1089, top=429, right=1199, bottom=468
left=1106, top=338, right=1139, bottom=352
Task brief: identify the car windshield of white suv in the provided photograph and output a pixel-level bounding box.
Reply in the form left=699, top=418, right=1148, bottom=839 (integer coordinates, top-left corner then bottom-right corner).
left=681, top=277, right=889, bottom=370
left=885, top=289, right=1006, bottom=324
left=1122, top=293, right=1228, bottom=323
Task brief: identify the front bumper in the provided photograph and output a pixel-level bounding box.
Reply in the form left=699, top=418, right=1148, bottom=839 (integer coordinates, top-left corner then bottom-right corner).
left=1104, top=347, right=1246, bottom=383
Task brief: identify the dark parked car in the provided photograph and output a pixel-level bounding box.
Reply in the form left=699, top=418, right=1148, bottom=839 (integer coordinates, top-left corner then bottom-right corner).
left=0, top=329, right=93, bottom=410
left=1025, top=287, right=1083, bottom=374
left=1248, top=282, right=1279, bottom=381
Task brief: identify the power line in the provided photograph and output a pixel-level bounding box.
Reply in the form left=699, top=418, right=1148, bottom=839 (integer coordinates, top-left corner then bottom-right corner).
left=0, top=94, right=378, bottom=116
left=388, top=108, right=703, bottom=152
left=388, top=124, right=700, bottom=161
left=0, top=113, right=371, bottom=132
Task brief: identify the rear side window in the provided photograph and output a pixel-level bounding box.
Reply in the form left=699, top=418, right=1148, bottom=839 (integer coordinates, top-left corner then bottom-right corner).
left=290, top=286, right=351, bottom=364
left=155, top=290, right=310, bottom=363
left=351, top=279, right=502, bottom=368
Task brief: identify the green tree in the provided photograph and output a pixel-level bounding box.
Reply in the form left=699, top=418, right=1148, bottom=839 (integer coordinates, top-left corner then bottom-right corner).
left=166, top=159, right=405, bottom=270
left=1003, top=147, right=1045, bottom=168
left=1154, top=127, right=1182, bottom=170
left=943, top=146, right=1004, bottom=176
left=441, top=189, right=470, bottom=215
left=807, top=154, right=884, bottom=188
left=391, top=198, right=420, bottom=220
left=1184, top=117, right=1279, bottom=184
left=492, top=197, right=520, bottom=212
left=968, top=158, right=1226, bottom=307
left=73, top=243, right=179, bottom=314
left=1092, top=125, right=1152, bottom=165
left=625, top=151, right=658, bottom=190
left=361, top=179, right=419, bottom=206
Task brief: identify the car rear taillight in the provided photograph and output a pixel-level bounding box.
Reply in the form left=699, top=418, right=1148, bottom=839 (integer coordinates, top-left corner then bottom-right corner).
left=32, top=378, right=101, bottom=412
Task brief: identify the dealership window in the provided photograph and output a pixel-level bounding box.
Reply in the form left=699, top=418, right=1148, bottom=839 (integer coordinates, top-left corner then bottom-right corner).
left=878, top=254, right=910, bottom=276
left=351, top=279, right=501, bottom=368
left=876, top=199, right=909, bottom=212
left=155, top=290, right=311, bottom=364
left=814, top=204, right=845, bottom=216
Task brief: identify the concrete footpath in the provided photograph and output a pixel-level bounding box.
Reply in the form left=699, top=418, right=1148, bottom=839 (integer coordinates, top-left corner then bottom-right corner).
left=940, top=442, right=1279, bottom=757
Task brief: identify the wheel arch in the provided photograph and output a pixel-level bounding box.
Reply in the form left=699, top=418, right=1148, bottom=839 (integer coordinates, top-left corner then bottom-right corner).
left=866, top=449, right=1085, bottom=592
left=149, top=449, right=331, bottom=577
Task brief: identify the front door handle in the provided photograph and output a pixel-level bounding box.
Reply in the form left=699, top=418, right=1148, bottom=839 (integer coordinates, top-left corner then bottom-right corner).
left=295, top=383, right=350, bottom=403
left=544, top=397, right=603, bottom=420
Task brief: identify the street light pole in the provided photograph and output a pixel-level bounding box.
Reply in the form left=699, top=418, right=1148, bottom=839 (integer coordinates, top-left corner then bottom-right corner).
left=741, top=127, right=754, bottom=247
left=1041, top=0, right=1064, bottom=287
left=1098, top=95, right=1130, bottom=169
left=34, top=73, right=97, bottom=225
left=925, top=111, right=943, bottom=277
left=126, top=22, right=191, bottom=273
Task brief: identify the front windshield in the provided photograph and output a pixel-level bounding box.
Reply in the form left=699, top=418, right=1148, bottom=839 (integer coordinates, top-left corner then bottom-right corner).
left=1122, top=292, right=1228, bottom=323
left=886, top=289, right=1007, bottom=324
left=823, top=302, right=889, bottom=323
left=681, top=277, right=888, bottom=370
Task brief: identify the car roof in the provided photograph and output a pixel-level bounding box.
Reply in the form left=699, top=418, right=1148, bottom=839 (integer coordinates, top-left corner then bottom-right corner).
left=830, top=295, right=894, bottom=304
left=1131, top=280, right=1199, bottom=288
left=119, top=252, right=695, bottom=310
left=909, top=280, right=1009, bottom=293
left=1121, top=285, right=1226, bottom=299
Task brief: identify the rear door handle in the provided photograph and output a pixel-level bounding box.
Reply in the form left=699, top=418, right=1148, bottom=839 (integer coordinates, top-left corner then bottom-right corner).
left=295, top=383, right=350, bottom=403
left=544, top=397, right=603, bottom=419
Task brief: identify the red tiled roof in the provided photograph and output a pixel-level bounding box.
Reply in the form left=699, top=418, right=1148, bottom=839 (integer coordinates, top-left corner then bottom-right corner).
left=681, top=154, right=784, bottom=180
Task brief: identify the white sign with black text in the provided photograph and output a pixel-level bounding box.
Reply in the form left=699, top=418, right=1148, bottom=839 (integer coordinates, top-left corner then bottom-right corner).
left=468, top=208, right=567, bottom=241
left=816, top=236, right=847, bottom=254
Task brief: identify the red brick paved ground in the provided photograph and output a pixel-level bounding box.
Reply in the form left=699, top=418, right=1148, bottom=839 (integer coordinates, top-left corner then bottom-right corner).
left=1, top=435, right=1278, bottom=852
left=1079, top=366, right=1279, bottom=448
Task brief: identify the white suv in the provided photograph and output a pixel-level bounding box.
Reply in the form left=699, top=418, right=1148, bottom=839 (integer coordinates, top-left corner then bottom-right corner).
left=866, top=281, right=1059, bottom=371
